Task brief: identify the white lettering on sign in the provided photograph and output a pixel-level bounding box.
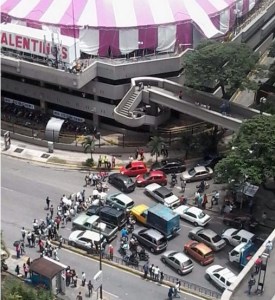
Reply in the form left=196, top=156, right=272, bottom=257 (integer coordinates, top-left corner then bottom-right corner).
left=53, top=110, right=85, bottom=123
left=1, top=31, right=69, bottom=61
left=3, top=97, right=35, bottom=109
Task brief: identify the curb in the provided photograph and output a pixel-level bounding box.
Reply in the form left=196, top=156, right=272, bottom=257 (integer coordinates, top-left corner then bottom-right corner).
left=51, top=241, right=221, bottom=300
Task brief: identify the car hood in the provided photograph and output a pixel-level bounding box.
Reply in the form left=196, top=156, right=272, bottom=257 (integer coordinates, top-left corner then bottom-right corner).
left=69, top=230, right=82, bottom=241
left=181, top=171, right=192, bottom=179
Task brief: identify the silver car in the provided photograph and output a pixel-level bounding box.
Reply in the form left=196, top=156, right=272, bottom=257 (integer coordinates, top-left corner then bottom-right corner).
left=181, top=166, right=213, bottom=182
left=188, top=227, right=226, bottom=251
left=161, top=251, right=193, bottom=275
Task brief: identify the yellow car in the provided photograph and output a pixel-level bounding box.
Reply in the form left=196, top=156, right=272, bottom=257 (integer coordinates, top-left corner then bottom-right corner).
left=130, top=204, right=149, bottom=225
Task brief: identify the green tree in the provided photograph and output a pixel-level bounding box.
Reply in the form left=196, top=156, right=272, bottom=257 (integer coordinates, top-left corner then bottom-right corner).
left=1, top=277, right=53, bottom=300
left=82, top=136, right=96, bottom=162
left=184, top=41, right=260, bottom=98
left=147, top=136, right=165, bottom=161
left=215, top=115, right=275, bottom=185
left=180, top=133, right=200, bottom=159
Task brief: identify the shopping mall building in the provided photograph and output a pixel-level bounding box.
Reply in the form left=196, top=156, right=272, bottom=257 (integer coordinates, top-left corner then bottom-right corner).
left=1, top=0, right=275, bottom=132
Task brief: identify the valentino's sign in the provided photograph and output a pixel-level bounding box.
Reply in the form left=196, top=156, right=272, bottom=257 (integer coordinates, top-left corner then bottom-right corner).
left=1, top=23, right=80, bottom=64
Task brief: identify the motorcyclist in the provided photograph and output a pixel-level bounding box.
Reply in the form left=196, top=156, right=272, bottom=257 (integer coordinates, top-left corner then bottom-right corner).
left=197, top=180, right=206, bottom=193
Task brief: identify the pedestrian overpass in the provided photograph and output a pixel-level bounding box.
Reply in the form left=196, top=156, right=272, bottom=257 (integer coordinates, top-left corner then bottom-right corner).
left=114, top=77, right=264, bottom=131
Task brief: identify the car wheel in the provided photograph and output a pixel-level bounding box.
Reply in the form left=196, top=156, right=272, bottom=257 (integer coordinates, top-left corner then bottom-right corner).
left=150, top=247, right=155, bottom=253
left=200, top=260, right=205, bottom=266
left=224, top=220, right=230, bottom=226
left=205, top=274, right=211, bottom=281
left=161, top=257, right=166, bottom=264
left=71, top=242, right=76, bottom=247
left=184, top=248, right=188, bottom=254
left=177, top=269, right=183, bottom=275
left=194, top=222, right=198, bottom=227
left=188, top=233, right=194, bottom=240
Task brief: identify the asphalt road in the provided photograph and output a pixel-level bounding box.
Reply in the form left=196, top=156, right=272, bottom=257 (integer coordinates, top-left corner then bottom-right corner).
left=1, top=155, right=240, bottom=295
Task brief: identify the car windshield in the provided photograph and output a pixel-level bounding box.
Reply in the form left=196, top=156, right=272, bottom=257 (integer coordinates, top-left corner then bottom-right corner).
left=205, top=252, right=213, bottom=258
left=188, top=168, right=196, bottom=176
left=161, top=160, right=167, bottom=166
left=126, top=201, right=135, bottom=208
left=182, top=259, right=193, bottom=267
left=143, top=173, right=150, bottom=179
left=198, top=212, right=206, bottom=219
left=157, top=238, right=166, bottom=245
left=212, top=235, right=222, bottom=243
left=77, top=232, right=85, bottom=238
left=124, top=178, right=133, bottom=184
left=164, top=191, right=173, bottom=198
left=125, top=163, right=132, bottom=169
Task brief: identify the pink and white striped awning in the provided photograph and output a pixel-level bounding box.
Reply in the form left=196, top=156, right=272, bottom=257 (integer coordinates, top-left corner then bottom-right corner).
left=1, top=0, right=254, bottom=28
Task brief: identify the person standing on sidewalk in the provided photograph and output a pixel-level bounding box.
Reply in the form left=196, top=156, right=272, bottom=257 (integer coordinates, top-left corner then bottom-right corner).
left=50, top=205, right=54, bottom=218
left=248, top=274, right=256, bottom=295
left=15, top=265, right=20, bottom=276
left=108, top=244, right=114, bottom=260
left=143, top=261, right=149, bottom=279
left=81, top=271, right=86, bottom=286
left=76, top=291, right=83, bottom=300
left=87, top=280, right=93, bottom=297
left=46, top=196, right=50, bottom=210
left=21, top=227, right=26, bottom=242
left=112, top=155, right=116, bottom=169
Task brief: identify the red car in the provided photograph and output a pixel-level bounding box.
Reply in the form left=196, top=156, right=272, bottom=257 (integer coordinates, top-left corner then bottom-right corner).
left=120, top=161, right=147, bottom=177
left=136, top=170, right=167, bottom=187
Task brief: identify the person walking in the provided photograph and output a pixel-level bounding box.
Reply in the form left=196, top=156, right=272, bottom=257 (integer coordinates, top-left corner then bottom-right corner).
left=143, top=261, right=149, bottom=279
left=20, top=241, right=25, bottom=256
left=254, top=256, right=262, bottom=274
left=21, top=227, right=26, bottom=242
left=98, top=155, right=102, bottom=168
left=108, top=244, right=114, bottom=260
left=76, top=291, right=83, bottom=300
left=15, top=264, right=20, bottom=276
left=266, top=240, right=273, bottom=254
left=248, top=275, right=256, bottom=295
left=87, top=280, right=93, bottom=297
left=151, top=264, right=156, bottom=281
left=112, top=155, right=116, bottom=169
left=81, top=271, right=86, bottom=287
left=168, top=287, right=174, bottom=300
left=50, top=205, right=54, bottom=218
left=149, top=264, right=154, bottom=279
left=15, top=244, right=20, bottom=259
left=46, top=196, right=51, bottom=210
left=23, top=263, right=29, bottom=278
left=174, top=279, right=181, bottom=298
left=53, top=247, right=59, bottom=261
left=202, top=194, right=208, bottom=210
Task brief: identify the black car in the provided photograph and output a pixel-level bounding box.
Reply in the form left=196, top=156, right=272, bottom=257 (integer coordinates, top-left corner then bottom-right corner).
left=150, top=158, right=186, bottom=174
left=86, top=205, right=101, bottom=216
left=108, top=173, right=136, bottom=193
left=197, top=154, right=225, bottom=169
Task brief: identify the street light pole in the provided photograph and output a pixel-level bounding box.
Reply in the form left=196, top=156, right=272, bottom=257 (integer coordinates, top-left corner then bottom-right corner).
left=99, top=218, right=103, bottom=299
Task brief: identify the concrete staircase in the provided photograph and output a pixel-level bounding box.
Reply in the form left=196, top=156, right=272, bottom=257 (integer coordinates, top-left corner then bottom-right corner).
left=119, top=91, right=139, bottom=116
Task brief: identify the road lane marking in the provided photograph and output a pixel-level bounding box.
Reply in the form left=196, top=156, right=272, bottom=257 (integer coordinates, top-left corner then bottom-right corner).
left=60, top=247, right=213, bottom=300
left=1, top=186, right=16, bottom=192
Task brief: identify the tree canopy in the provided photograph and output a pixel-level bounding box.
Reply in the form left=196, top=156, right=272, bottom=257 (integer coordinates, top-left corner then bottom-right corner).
left=82, top=136, right=96, bottom=161
left=184, top=41, right=260, bottom=98
left=147, top=136, right=165, bottom=161
left=214, top=115, right=275, bottom=185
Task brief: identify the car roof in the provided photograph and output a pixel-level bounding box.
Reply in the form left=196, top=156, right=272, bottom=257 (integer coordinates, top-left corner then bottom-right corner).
left=193, top=242, right=213, bottom=254
left=144, top=228, right=164, bottom=239
left=115, top=193, right=133, bottom=204
left=111, top=173, right=130, bottom=180
left=155, top=186, right=171, bottom=197
left=131, top=204, right=149, bottom=214
left=82, top=230, right=102, bottom=241
left=236, top=230, right=255, bottom=240
left=130, top=161, right=146, bottom=167
left=100, top=206, right=125, bottom=216
left=172, top=252, right=190, bottom=262
left=149, top=170, right=165, bottom=176
left=194, top=166, right=208, bottom=172
left=187, top=207, right=203, bottom=215
left=201, top=229, right=218, bottom=238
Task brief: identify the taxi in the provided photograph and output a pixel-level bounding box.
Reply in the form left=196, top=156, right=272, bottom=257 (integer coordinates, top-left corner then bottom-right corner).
left=130, top=204, right=149, bottom=225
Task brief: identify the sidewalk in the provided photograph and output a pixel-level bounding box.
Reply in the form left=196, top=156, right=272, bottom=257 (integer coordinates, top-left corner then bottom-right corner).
left=0, top=137, right=195, bottom=170
left=4, top=248, right=118, bottom=300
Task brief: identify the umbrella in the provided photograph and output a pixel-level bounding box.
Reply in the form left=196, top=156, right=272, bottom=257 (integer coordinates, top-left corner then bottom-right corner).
left=13, top=240, right=21, bottom=247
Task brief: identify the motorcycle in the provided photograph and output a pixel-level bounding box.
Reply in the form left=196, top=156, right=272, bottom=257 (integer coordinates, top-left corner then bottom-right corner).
left=123, top=254, right=139, bottom=266
left=118, top=240, right=129, bottom=256
left=137, top=249, right=149, bottom=261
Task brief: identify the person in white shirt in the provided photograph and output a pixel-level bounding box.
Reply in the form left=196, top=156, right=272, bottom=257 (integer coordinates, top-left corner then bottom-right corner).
left=154, top=266, right=160, bottom=282
left=81, top=272, right=86, bottom=286
left=266, top=240, right=273, bottom=254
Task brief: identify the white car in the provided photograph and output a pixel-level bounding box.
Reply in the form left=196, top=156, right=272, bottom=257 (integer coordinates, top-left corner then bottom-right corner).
left=68, top=230, right=106, bottom=250
left=181, top=166, right=213, bottom=182
left=106, top=192, right=135, bottom=211
left=205, top=265, right=237, bottom=290
left=145, top=183, right=180, bottom=209
left=173, top=205, right=211, bottom=226
left=221, top=228, right=255, bottom=247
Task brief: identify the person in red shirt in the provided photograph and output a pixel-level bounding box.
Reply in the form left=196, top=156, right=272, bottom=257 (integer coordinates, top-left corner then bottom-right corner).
left=108, top=244, right=114, bottom=260
left=254, top=256, right=262, bottom=274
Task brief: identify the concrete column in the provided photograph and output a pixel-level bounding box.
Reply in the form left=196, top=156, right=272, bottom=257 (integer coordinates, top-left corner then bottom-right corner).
left=40, top=99, right=47, bottom=113
left=93, top=94, right=100, bottom=128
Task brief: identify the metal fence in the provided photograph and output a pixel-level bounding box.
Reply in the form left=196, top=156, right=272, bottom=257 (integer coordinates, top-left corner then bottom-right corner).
left=56, top=238, right=222, bottom=299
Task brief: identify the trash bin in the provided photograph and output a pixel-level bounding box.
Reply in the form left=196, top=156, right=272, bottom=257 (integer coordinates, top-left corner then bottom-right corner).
left=48, top=141, right=54, bottom=153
